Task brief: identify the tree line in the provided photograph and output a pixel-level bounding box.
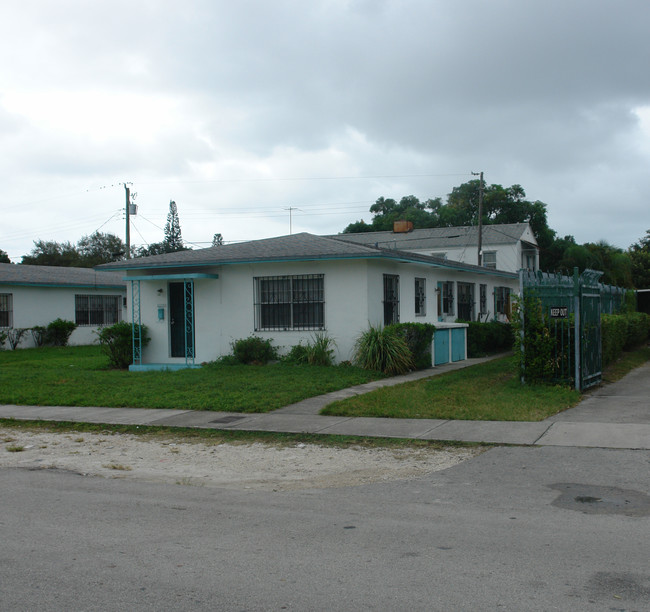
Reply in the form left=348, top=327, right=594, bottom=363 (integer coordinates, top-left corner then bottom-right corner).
left=2, top=181, right=649, bottom=289
left=342, top=180, right=649, bottom=289
left=3, top=200, right=189, bottom=268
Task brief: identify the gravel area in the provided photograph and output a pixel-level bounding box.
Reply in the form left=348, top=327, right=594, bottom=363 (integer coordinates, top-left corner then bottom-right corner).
left=0, top=427, right=481, bottom=490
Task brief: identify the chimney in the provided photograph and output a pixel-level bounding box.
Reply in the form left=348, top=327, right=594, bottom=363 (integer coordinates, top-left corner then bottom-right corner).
left=393, top=220, right=414, bottom=233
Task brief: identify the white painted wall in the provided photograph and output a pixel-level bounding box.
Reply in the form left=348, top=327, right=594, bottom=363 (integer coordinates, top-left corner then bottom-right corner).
left=131, top=260, right=376, bottom=365
left=126, top=259, right=518, bottom=366
left=0, top=284, right=127, bottom=348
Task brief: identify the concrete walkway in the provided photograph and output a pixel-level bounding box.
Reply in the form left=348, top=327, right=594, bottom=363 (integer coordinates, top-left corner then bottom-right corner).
left=1, top=358, right=648, bottom=450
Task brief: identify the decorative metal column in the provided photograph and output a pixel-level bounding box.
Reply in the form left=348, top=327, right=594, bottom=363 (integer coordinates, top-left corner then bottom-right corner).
left=131, top=280, right=142, bottom=366
left=183, top=279, right=195, bottom=366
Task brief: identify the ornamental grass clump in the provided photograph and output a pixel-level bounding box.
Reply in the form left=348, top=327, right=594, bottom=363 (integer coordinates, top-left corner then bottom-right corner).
left=353, top=324, right=414, bottom=375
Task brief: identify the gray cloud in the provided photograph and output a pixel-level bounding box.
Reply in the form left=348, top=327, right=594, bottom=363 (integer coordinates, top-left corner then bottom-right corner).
left=1, top=0, right=649, bottom=259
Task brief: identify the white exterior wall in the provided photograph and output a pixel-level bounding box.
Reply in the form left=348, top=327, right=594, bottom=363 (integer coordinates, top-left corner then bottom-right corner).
left=407, top=243, right=524, bottom=273
left=365, top=262, right=518, bottom=325
left=126, top=258, right=519, bottom=366
left=129, top=259, right=374, bottom=365
left=0, top=284, right=127, bottom=348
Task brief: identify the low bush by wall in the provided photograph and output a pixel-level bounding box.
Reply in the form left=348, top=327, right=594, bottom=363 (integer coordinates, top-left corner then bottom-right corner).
left=388, top=322, right=436, bottom=369
left=466, top=321, right=513, bottom=358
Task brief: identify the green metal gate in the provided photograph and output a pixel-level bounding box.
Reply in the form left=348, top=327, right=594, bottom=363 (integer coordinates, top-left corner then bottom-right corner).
left=520, top=268, right=622, bottom=390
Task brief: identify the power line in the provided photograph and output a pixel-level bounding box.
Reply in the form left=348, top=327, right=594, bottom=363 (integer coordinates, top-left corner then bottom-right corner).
left=136, top=172, right=471, bottom=186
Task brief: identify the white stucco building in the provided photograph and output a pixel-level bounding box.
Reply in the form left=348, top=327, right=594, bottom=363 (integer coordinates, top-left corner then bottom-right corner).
left=331, top=222, right=539, bottom=273
left=0, top=264, right=126, bottom=348
left=98, top=232, right=518, bottom=370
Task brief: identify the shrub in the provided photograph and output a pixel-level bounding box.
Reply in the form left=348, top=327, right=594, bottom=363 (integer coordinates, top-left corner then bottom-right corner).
left=466, top=321, right=513, bottom=358
left=96, top=321, right=151, bottom=369
left=6, top=328, right=28, bottom=350
left=602, top=311, right=650, bottom=366
left=623, top=311, right=650, bottom=350
left=0, top=330, right=7, bottom=349
left=353, top=324, right=414, bottom=375
left=46, top=318, right=77, bottom=346
left=31, top=326, right=47, bottom=347
left=512, top=296, right=558, bottom=384
left=601, top=314, right=627, bottom=367
left=283, top=334, right=336, bottom=366
left=231, top=335, right=277, bottom=365
left=282, top=343, right=310, bottom=365
left=388, top=322, right=435, bottom=369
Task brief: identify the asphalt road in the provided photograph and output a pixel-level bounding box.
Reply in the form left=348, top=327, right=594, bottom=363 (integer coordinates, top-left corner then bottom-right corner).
left=1, top=445, right=649, bottom=611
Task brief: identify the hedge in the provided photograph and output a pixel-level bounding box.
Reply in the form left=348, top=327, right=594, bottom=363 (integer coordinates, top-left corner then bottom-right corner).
left=466, top=321, right=513, bottom=358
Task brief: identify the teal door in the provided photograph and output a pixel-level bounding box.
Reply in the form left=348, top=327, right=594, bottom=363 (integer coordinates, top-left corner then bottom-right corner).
left=169, top=282, right=194, bottom=359
left=434, top=329, right=450, bottom=365
left=451, top=328, right=466, bottom=362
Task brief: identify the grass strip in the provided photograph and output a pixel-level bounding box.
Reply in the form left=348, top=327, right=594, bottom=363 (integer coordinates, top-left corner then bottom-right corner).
left=322, top=346, right=650, bottom=422
left=322, top=356, right=582, bottom=421
left=0, top=345, right=383, bottom=412
left=0, top=419, right=485, bottom=450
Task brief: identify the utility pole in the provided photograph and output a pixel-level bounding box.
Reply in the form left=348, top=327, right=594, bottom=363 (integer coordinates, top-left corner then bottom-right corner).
left=124, top=183, right=131, bottom=259
left=284, top=207, right=299, bottom=234
left=472, top=171, right=484, bottom=266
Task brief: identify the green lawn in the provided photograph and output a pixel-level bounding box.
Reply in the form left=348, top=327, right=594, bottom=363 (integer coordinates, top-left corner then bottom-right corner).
left=321, top=356, right=583, bottom=421
left=0, top=345, right=384, bottom=412
left=1, top=344, right=646, bottom=421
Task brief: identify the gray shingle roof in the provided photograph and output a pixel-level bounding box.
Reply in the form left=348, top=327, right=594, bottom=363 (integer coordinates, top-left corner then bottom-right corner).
left=98, top=233, right=387, bottom=270
left=97, top=232, right=516, bottom=278
left=0, top=263, right=126, bottom=289
left=327, top=223, right=533, bottom=250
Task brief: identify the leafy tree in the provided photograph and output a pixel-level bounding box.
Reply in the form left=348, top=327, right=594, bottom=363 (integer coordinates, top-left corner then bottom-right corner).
left=21, top=240, right=81, bottom=266
left=77, top=232, right=127, bottom=266
left=136, top=242, right=169, bottom=257
left=21, top=233, right=126, bottom=267
left=583, top=241, right=632, bottom=287
left=343, top=181, right=556, bottom=264
left=0, top=249, right=10, bottom=263
left=629, top=230, right=650, bottom=288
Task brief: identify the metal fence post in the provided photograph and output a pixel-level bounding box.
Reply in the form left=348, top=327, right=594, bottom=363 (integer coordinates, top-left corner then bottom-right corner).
left=573, top=267, right=581, bottom=391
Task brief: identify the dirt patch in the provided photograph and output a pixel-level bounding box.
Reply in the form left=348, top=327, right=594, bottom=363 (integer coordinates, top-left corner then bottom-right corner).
left=0, top=427, right=480, bottom=490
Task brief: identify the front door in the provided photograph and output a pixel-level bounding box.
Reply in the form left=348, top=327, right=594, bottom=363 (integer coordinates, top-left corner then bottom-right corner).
left=169, top=282, right=194, bottom=358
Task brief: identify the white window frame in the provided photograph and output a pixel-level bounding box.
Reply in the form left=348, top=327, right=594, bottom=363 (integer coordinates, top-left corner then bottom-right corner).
left=483, top=251, right=497, bottom=269
left=0, top=293, right=12, bottom=328
left=415, top=278, right=426, bottom=316
left=495, top=286, right=511, bottom=316
left=441, top=281, right=454, bottom=316
left=383, top=274, right=400, bottom=325
left=479, top=284, right=488, bottom=315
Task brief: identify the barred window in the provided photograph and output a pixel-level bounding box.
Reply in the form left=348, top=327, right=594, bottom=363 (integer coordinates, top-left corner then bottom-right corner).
left=495, top=286, right=511, bottom=316
left=383, top=274, right=399, bottom=325
left=255, top=275, right=324, bottom=331
left=441, top=281, right=454, bottom=316
left=414, top=278, right=426, bottom=316
left=479, top=284, right=487, bottom=315
left=457, top=282, right=475, bottom=321
left=0, top=294, right=12, bottom=328
left=75, top=294, right=122, bottom=326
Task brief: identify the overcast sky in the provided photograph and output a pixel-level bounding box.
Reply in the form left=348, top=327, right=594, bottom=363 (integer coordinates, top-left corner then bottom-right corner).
left=2, top=0, right=649, bottom=262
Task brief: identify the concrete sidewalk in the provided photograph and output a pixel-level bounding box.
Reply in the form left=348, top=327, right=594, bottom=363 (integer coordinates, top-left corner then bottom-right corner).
left=1, top=358, right=648, bottom=450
